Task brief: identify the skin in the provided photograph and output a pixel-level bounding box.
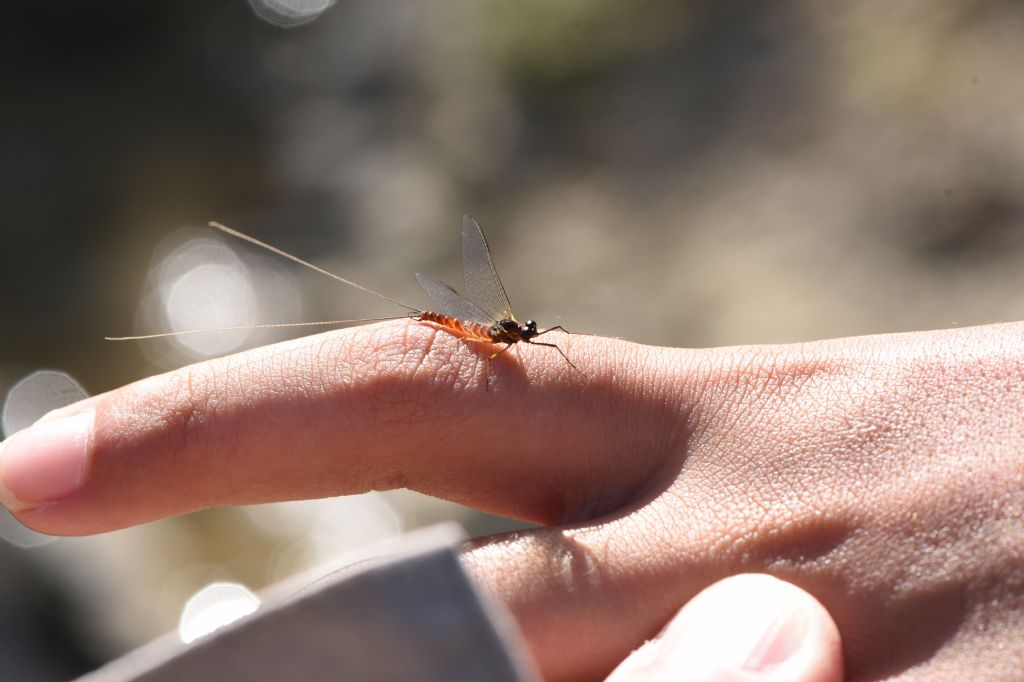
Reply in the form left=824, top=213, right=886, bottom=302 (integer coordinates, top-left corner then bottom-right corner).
left=607, top=573, right=843, bottom=681
left=4, top=320, right=1023, bottom=680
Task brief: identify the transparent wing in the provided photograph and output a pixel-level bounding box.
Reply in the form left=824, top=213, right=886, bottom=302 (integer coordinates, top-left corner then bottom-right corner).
left=461, top=215, right=515, bottom=322
left=415, top=272, right=494, bottom=325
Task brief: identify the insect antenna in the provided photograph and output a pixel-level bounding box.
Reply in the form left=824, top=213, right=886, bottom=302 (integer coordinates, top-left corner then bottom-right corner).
left=107, top=222, right=423, bottom=341
left=105, top=315, right=415, bottom=341
left=208, top=222, right=420, bottom=314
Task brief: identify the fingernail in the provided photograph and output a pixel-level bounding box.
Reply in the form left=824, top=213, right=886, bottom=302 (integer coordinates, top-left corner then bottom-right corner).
left=0, top=411, right=94, bottom=510
left=735, top=599, right=807, bottom=671
left=661, top=574, right=809, bottom=676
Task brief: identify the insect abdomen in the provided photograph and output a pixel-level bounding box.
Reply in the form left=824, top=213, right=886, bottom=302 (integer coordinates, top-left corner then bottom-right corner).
left=417, top=311, right=491, bottom=339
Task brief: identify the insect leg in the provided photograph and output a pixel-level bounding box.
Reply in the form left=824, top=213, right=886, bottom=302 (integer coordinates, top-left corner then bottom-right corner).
left=526, top=340, right=590, bottom=381
left=458, top=337, right=507, bottom=390
left=488, top=342, right=515, bottom=361
left=535, top=325, right=571, bottom=337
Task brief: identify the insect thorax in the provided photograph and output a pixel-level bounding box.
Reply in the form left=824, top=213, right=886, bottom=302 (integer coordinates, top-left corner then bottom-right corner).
left=488, top=319, right=523, bottom=344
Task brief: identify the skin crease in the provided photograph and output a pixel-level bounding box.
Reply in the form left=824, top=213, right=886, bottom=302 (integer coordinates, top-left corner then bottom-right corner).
left=5, top=320, right=1023, bottom=680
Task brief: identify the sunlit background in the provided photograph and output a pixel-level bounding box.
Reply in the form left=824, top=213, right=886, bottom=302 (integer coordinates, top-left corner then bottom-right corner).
left=3, top=1, right=1024, bottom=678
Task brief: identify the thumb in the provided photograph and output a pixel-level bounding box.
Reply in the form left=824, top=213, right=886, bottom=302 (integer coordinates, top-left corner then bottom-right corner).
left=606, top=574, right=843, bottom=682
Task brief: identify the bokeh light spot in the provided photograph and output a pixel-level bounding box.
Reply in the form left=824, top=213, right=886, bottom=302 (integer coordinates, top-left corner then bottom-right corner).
left=248, top=0, right=335, bottom=28
left=131, top=234, right=263, bottom=361
left=0, top=509, right=53, bottom=549
left=244, top=493, right=403, bottom=583
left=2, top=370, right=88, bottom=438
left=162, top=262, right=255, bottom=356
left=178, top=582, right=261, bottom=644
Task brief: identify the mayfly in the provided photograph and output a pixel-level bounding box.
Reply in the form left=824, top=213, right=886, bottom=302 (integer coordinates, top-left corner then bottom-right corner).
left=108, top=216, right=587, bottom=380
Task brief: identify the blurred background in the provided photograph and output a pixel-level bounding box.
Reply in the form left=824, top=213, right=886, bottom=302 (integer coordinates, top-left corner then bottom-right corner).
left=3, top=0, right=1024, bottom=678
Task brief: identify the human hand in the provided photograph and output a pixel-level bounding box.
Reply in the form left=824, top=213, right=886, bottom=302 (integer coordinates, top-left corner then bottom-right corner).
left=1, top=320, right=1021, bottom=680
left=606, top=573, right=841, bottom=682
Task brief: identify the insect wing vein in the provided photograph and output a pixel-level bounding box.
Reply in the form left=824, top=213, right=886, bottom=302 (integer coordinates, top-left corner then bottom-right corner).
left=415, top=272, right=494, bottom=325
left=461, top=215, right=515, bottom=322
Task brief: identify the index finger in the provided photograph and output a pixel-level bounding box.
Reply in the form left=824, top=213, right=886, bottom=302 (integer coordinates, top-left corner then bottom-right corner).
left=0, top=321, right=690, bottom=535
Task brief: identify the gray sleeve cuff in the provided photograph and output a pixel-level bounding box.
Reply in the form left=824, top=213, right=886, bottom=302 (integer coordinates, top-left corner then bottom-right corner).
left=77, top=523, right=539, bottom=682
